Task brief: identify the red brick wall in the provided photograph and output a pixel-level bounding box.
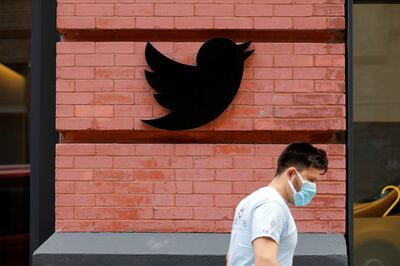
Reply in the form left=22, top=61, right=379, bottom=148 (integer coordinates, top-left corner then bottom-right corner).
left=57, top=1, right=345, bottom=30
left=55, top=0, right=346, bottom=234
left=55, top=143, right=345, bottom=232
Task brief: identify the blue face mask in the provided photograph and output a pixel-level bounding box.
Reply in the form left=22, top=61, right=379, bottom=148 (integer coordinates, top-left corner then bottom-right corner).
left=287, top=169, right=317, bottom=206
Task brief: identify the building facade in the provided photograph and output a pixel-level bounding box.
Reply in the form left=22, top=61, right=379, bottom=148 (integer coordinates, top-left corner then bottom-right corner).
left=31, top=0, right=350, bottom=265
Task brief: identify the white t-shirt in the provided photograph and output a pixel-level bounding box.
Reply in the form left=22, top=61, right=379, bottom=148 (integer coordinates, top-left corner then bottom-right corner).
left=228, top=186, right=297, bottom=266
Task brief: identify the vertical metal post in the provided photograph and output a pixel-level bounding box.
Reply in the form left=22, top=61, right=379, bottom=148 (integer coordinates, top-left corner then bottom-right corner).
left=345, top=1, right=353, bottom=266
left=30, top=0, right=59, bottom=265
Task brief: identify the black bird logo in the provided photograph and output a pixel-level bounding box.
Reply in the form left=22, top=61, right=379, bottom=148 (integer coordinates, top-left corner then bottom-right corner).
left=142, top=38, right=254, bottom=130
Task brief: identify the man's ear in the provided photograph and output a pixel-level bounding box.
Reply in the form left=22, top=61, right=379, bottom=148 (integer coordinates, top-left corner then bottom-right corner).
left=286, top=167, right=296, bottom=179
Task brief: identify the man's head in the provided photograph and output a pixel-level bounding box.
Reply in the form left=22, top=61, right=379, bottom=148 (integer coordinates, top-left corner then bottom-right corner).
left=274, top=142, right=328, bottom=206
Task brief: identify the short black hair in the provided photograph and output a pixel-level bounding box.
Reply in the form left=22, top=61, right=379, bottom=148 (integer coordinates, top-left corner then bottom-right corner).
left=275, top=142, right=328, bottom=176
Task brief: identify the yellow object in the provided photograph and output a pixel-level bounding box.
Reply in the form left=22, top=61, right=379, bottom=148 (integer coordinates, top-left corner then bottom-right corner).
left=353, top=185, right=400, bottom=217
left=381, top=185, right=400, bottom=217
left=0, top=63, right=25, bottom=90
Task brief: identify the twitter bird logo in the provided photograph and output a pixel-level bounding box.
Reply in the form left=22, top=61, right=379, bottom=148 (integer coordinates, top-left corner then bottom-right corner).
left=142, top=38, right=254, bottom=130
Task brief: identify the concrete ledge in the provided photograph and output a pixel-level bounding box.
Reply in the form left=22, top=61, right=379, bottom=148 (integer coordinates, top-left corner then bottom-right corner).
left=33, top=232, right=347, bottom=266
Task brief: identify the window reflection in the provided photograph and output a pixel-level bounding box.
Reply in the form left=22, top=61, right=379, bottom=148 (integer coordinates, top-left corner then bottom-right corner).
left=0, top=0, right=31, bottom=265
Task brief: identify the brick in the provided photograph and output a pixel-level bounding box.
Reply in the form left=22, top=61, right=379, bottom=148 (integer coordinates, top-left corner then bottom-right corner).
left=57, top=17, right=95, bottom=30
left=56, top=118, right=93, bottom=130
left=57, top=4, right=75, bottom=16
left=214, top=17, right=252, bottom=29
left=115, top=4, right=153, bottom=16
left=56, top=220, right=95, bottom=232
left=326, top=68, right=345, bottom=80
left=95, top=144, right=135, bottom=156
left=93, top=169, right=135, bottom=181
left=56, top=156, right=74, bottom=168
left=132, top=220, right=176, bottom=232
left=75, top=80, right=113, bottom=92
left=56, top=207, right=74, bottom=220
left=75, top=4, right=114, bottom=16
left=155, top=4, right=194, bottom=16
left=175, top=17, right=214, bottom=29
left=94, top=92, right=134, bottom=104
left=96, top=194, right=174, bottom=207
left=57, top=54, right=74, bottom=66
left=56, top=79, right=75, bottom=92
left=314, top=5, right=344, bottom=16
left=254, top=17, right=292, bottom=29
left=135, top=169, right=174, bottom=181
left=114, top=182, right=153, bottom=194
left=254, top=93, right=293, bottom=105
left=194, top=182, right=232, bottom=194
left=57, top=42, right=94, bottom=54
left=327, top=17, right=345, bottom=29
left=114, top=80, right=148, bottom=92
left=136, top=17, right=174, bottom=29
left=194, top=157, right=232, bottom=169
left=114, top=105, right=153, bottom=117
left=57, top=67, right=94, bottom=79
left=241, top=80, right=274, bottom=92
left=294, top=43, right=328, bottom=55
left=56, top=194, right=95, bottom=207
left=232, top=182, right=266, bottom=194
left=215, top=169, right=254, bottom=181
left=56, top=181, right=75, bottom=194
left=215, top=144, right=254, bottom=155
left=95, top=17, right=135, bottom=29
left=75, top=181, right=114, bottom=194
left=95, top=67, right=135, bottom=79
left=135, top=144, right=174, bottom=155
left=275, top=80, right=314, bottom=92
left=75, top=105, right=113, bottom=117
left=74, top=156, right=113, bottom=168
left=60, top=169, right=102, bottom=183
left=57, top=144, right=96, bottom=155
left=294, top=67, right=327, bottom=79
left=274, top=5, right=313, bottom=16
left=154, top=207, right=193, bottom=219
left=315, top=55, right=345, bottom=66
left=254, top=68, right=292, bottom=79
left=194, top=208, right=233, bottom=220
left=234, top=156, right=273, bottom=168
left=74, top=207, right=114, bottom=219
left=175, top=195, right=214, bottom=207
left=115, top=54, right=145, bottom=66
left=75, top=54, right=114, bottom=66
left=95, top=42, right=134, bottom=54
left=233, top=106, right=273, bottom=118
left=195, top=4, right=234, bottom=16
left=274, top=55, right=313, bottom=67
left=235, top=5, right=273, bottom=16
left=57, top=92, right=94, bottom=105
left=274, top=106, right=346, bottom=117
left=293, top=17, right=327, bottom=29
left=315, top=80, right=345, bottom=92
left=55, top=104, right=71, bottom=117
left=175, top=144, right=215, bottom=156
left=175, top=169, right=215, bottom=181
left=174, top=221, right=215, bottom=232
left=293, top=93, right=344, bottom=105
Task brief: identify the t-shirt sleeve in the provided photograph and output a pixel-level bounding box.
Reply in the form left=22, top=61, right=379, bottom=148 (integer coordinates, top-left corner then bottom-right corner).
left=251, top=201, right=287, bottom=245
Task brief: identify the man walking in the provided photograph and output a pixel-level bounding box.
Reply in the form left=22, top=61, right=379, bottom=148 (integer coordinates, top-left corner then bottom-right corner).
left=226, top=142, right=328, bottom=266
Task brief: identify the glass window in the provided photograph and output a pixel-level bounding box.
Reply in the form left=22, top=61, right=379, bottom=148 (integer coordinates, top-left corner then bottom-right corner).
left=0, top=0, right=31, bottom=265
left=353, top=2, right=400, bottom=266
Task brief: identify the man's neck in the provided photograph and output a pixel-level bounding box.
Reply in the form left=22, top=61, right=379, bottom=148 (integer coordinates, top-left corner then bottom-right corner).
left=268, top=176, right=290, bottom=204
